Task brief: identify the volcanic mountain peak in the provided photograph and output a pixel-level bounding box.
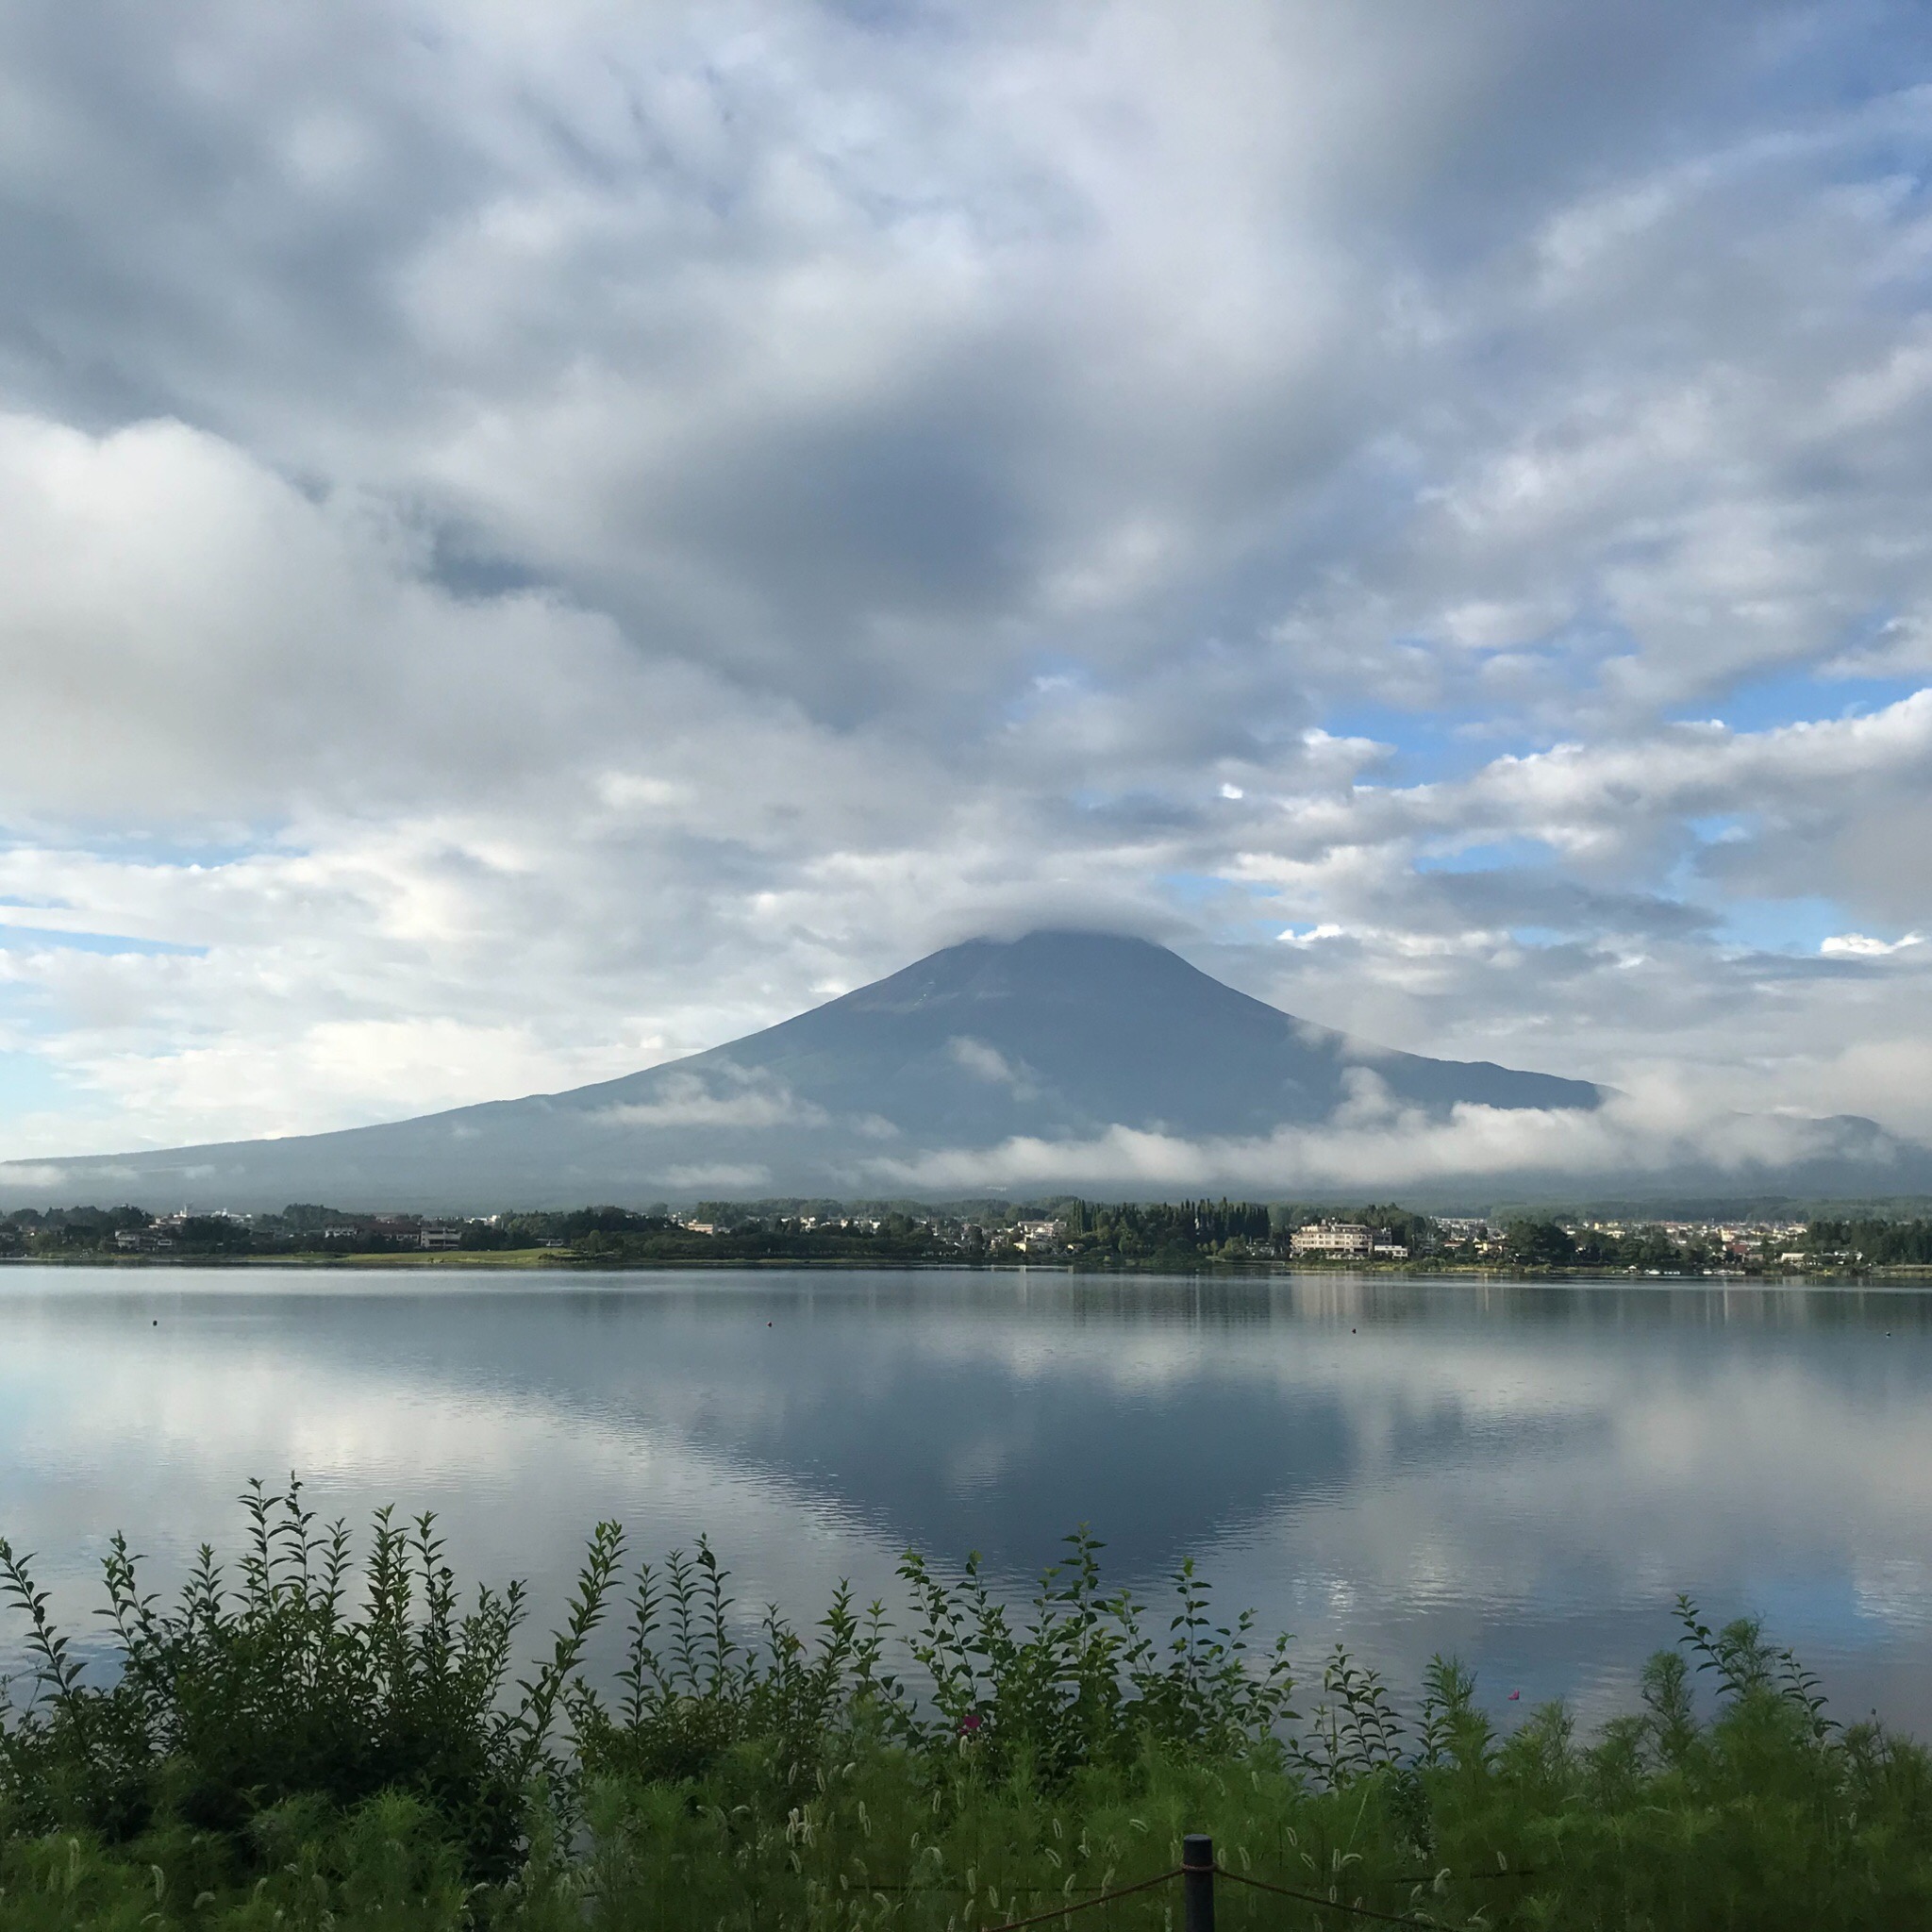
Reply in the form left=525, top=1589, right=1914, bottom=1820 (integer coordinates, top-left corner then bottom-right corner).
left=607, top=928, right=1602, bottom=1145
left=2, top=930, right=1907, bottom=1211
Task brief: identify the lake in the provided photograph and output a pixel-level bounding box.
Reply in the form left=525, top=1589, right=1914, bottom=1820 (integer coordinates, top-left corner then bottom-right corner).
left=4, top=1266, right=1930, bottom=1734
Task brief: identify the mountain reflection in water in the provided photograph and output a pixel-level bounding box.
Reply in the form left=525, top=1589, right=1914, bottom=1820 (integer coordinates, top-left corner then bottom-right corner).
left=3, top=1268, right=1930, bottom=1732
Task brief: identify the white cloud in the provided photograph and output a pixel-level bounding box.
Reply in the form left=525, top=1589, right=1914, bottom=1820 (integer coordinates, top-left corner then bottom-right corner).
left=3, top=3, right=1932, bottom=1163
left=947, top=1037, right=1039, bottom=1098
left=864, top=1083, right=1886, bottom=1197
left=595, top=1069, right=824, bottom=1130
left=1821, top=932, right=1924, bottom=958
left=0, top=413, right=660, bottom=821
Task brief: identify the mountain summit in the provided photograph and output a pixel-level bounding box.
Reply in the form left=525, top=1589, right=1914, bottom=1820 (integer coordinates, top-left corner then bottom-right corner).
left=705, top=929, right=1601, bottom=1142
left=0, top=932, right=1610, bottom=1209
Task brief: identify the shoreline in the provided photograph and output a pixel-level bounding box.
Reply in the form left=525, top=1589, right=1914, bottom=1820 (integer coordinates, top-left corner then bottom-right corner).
left=4, top=1248, right=1930, bottom=1284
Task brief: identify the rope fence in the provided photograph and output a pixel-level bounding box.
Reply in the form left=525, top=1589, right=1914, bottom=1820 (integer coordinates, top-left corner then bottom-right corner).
left=1214, top=1862, right=1459, bottom=1926
left=978, top=1834, right=1498, bottom=1932
left=975, top=1865, right=1185, bottom=1932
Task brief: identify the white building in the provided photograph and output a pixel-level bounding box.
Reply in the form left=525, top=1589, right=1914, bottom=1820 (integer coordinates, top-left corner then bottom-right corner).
left=1291, top=1221, right=1372, bottom=1259
left=1013, top=1219, right=1065, bottom=1247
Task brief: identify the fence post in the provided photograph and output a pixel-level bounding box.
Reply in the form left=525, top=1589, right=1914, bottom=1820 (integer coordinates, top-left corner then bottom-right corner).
left=1182, top=1834, right=1214, bottom=1932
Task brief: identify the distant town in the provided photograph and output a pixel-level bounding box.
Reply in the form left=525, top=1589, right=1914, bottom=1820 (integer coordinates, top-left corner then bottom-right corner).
left=5, top=1197, right=1932, bottom=1275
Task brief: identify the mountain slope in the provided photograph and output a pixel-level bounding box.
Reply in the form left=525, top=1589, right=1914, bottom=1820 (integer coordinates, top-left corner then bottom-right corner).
left=642, top=930, right=1602, bottom=1141
left=0, top=930, right=1910, bottom=1210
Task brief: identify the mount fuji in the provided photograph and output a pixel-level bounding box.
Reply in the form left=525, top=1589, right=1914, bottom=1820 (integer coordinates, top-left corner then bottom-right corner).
left=0, top=931, right=1915, bottom=1210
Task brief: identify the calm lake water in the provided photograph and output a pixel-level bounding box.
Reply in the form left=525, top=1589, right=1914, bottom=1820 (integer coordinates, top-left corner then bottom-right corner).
left=4, top=1266, right=1931, bottom=1733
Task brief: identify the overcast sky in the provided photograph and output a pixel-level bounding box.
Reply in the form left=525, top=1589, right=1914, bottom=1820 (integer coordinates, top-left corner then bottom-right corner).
left=5, top=0, right=1932, bottom=1161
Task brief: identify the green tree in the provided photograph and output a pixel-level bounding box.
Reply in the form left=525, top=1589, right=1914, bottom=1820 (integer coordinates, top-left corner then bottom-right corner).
left=1504, top=1218, right=1575, bottom=1267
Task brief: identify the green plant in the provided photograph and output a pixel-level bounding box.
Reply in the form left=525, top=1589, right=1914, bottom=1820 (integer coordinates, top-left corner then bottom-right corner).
left=6, top=1490, right=1932, bottom=1928
left=1, top=1481, right=553, bottom=1874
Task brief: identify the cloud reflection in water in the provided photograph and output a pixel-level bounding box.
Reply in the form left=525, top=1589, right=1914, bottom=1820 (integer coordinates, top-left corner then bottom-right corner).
left=3, top=1269, right=1930, bottom=1731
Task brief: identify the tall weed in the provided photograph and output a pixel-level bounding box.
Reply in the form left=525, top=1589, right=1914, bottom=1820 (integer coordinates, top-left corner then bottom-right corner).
left=5, top=1487, right=1932, bottom=1927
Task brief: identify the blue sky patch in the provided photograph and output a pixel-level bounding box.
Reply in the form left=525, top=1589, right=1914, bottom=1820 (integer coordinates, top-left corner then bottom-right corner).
left=0, top=924, right=205, bottom=958
left=1680, top=665, right=1924, bottom=736
left=1718, top=895, right=1846, bottom=957
left=0, top=1049, right=76, bottom=1116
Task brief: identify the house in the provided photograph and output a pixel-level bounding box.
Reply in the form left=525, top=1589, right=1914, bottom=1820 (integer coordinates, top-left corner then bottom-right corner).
left=1290, top=1221, right=1373, bottom=1259
left=322, top=1216, right=422, bottom=1243
left=420, top=1222, right=462, bottom=1250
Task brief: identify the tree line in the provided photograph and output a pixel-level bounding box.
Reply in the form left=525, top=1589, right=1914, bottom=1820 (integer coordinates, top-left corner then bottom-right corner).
left=11, top=1199, right=1932, bottom=1271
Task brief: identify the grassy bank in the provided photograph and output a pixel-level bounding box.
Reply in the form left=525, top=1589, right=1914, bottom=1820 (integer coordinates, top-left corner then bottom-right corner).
left=5, top=1487, right=1930, bottom=1928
